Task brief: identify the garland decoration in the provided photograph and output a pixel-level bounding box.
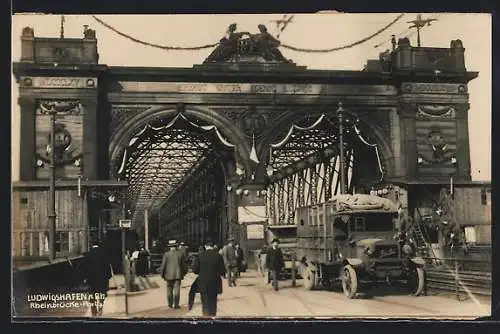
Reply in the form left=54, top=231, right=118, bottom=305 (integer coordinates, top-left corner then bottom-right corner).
left=91, top=14, right=404, bottom=54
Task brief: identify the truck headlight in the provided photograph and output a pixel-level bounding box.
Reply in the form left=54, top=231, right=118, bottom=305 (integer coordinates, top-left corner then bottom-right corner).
left=402, top=244, right=412, bottom=255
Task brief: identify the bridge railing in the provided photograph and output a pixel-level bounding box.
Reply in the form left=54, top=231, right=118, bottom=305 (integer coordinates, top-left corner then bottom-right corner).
left=423, top=257, right=491, bottom=301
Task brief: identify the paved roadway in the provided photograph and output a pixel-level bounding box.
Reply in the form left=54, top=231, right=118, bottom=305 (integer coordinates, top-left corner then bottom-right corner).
left=93, top=270, right=490, bottom=319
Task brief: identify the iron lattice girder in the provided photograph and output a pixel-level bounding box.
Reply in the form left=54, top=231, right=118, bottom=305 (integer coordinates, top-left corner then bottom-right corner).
left=270, top=119, right=361, bottom=171
left=124, top=123, right=218, bottom=213
left=153, top=150, right=220, bottom=211
left=270, top=145, right=341, bottom=183
left=268, top=150, right=356, bottom=225
left=157, top=151, right=223, bottom=242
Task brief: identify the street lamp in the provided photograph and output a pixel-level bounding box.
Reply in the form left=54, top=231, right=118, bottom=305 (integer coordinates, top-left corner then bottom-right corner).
left=47, top=109, right=57, bottom=261
left=37, top=101, right=84, bottom=261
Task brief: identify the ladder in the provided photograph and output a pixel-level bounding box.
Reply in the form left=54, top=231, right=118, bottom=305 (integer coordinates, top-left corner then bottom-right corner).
left=412, top=208, right=438, bottom=261
left=411, top=224, right=431, bottom=257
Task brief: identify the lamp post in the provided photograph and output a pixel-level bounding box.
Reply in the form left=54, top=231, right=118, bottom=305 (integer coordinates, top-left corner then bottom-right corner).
left=337, top=102, right=347, bottom=195
left=48, top=109, right=57, bottom=261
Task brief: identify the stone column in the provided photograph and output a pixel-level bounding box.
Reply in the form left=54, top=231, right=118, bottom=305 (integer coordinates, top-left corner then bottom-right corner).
left=398, top=103, right=417, bottom=180
left=389, top=107, right=404, bottom=178
left=18, top=97, right=36, bottom=181
left=82, top=99, right=98, bottom=180
left=455, top=103, right=472, bottom=180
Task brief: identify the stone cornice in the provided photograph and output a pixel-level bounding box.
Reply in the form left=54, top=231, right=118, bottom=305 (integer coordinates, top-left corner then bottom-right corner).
left=107, top=91, right=398, bottom=106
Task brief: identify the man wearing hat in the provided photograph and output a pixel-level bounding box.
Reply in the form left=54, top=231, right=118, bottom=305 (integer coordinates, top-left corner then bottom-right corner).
left=265, top=238, right=285, bottom=291
left=159, top=240, right=188, bottom=309
left=179, top=241, right=189, bottom=259
left=192, top=237, right=226, bottom=316
left=81, top=243, right=112, bottom=316
left=221, top=238, right=238, bottom=287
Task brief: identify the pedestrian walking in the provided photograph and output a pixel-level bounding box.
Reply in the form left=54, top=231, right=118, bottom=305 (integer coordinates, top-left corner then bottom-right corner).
left=221, top=238, right=238, bottom=286
left=159, top=240, right=188, bottom=309
left=235, top=243, right=245, bottom=277
left=136, top=245, right=149, bottom=277
left=81, top=243, right=112, bottom=316
left=192, top=238, right=226, bottom=316
left=188, top=246, right=205, bottom=310
left=179, top=242, right=189, bottom=258
left=266, top=238, right=285, bottom=291
left=130, top=247, right=139, bottom=287
left=256, top=245, right=268, bottom=278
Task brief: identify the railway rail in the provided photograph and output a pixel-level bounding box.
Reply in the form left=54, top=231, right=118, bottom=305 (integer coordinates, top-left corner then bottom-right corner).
left=423, top=257, right=491, bottom=301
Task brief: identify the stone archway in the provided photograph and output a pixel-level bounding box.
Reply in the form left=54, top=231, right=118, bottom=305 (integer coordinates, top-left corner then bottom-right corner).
left=108, top=105, right=252, bottom=178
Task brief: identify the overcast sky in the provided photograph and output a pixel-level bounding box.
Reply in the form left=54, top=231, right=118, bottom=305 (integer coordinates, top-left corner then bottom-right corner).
left=11, top=13, right=491, bottom=181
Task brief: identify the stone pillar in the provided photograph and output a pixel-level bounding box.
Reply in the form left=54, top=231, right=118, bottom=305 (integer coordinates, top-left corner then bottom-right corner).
left=18, top=97, right=36, bottom=181
left=82, top=99, right=98, bottom=180
left=398, top=103, right=417, bottom=180
left=389, top=107, right=404, bottom=178
left=455, top=103, right=472, bottom=180
left=450, top=40, right=466, bottom=72
left=20, top=27, right=35, bottom=62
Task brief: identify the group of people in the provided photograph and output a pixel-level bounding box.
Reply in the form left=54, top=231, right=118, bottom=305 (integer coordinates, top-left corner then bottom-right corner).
left=159, top=237, right=286, bottom=317
left=158, top=237, right=246, bottom=316
left=80, top=236, right=286, bottom=318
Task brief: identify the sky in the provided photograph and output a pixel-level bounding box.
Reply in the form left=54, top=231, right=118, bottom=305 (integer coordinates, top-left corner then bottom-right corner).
left=11, top=13, right=492, bottom=181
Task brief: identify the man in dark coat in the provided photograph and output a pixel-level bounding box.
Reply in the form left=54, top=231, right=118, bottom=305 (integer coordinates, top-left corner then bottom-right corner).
left=179, top=242, right=189, bottom=258
left=234, top=243, right=245, bottom=277
left=221, top=238, right=237, bottom=286
left=159, top=240, right=187, bottom=309
left=81, top=243, right=112, bottom=316
left=192, top=238, right=226, bottom=316
left=265, top=238, right=285, bottom=291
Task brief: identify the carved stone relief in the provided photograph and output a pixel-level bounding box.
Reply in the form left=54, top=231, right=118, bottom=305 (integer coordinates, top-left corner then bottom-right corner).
left=35, top=100, right=84, bottom=178
left=416, top=105, right=456, bottom=119
left=417, top=130, right=456, bottom=165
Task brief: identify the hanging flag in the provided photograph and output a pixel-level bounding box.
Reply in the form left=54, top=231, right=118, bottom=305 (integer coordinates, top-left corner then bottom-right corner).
left=249, top=133, right=260, bottom=164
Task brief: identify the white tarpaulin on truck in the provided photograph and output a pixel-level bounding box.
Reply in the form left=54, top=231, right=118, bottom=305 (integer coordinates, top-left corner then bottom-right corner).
left=331, top=194, right=397, bottom=212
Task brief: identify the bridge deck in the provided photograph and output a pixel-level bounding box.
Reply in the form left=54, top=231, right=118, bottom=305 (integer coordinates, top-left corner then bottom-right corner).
left=18, top=270, right=490, bottom=319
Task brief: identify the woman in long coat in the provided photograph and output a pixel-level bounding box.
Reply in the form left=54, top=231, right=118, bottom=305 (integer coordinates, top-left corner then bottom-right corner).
left=136, top=246, right=149, bottom=277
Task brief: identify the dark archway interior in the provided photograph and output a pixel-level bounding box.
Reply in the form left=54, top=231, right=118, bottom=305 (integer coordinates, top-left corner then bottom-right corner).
left=100, top=113, right=235, bottom=256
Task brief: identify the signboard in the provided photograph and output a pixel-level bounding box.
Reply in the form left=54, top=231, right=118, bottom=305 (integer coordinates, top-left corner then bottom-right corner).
left=119, top=219, right=132, bottom=228
left=238, top=206, right=267, bottom=223
left=22, top=77, right=98, bottom=89
left=247, top=224, right=264, bottom=240
left=118, top=81, right=397, bottom=96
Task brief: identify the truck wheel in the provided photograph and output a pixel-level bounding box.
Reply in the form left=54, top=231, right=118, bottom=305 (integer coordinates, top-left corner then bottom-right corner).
left=302, top=266, right=316, bottom=290
left=409, top=266, right=425, bottom=296
left=342, top=265, right=358, bottom=298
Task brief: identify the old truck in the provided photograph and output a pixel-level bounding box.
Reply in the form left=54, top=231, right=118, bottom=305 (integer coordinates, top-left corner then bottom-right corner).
left=295, top=194, right=426, bottom=298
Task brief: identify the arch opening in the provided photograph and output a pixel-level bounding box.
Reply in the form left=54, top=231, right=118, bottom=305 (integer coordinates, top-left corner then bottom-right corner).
left=265, top=113, right=389, bottom=226
left=105, top=111, right=236, bottom=250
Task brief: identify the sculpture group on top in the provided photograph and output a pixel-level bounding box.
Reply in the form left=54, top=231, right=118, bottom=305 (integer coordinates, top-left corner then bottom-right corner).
left=204, top=23, right=291, bottom=63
